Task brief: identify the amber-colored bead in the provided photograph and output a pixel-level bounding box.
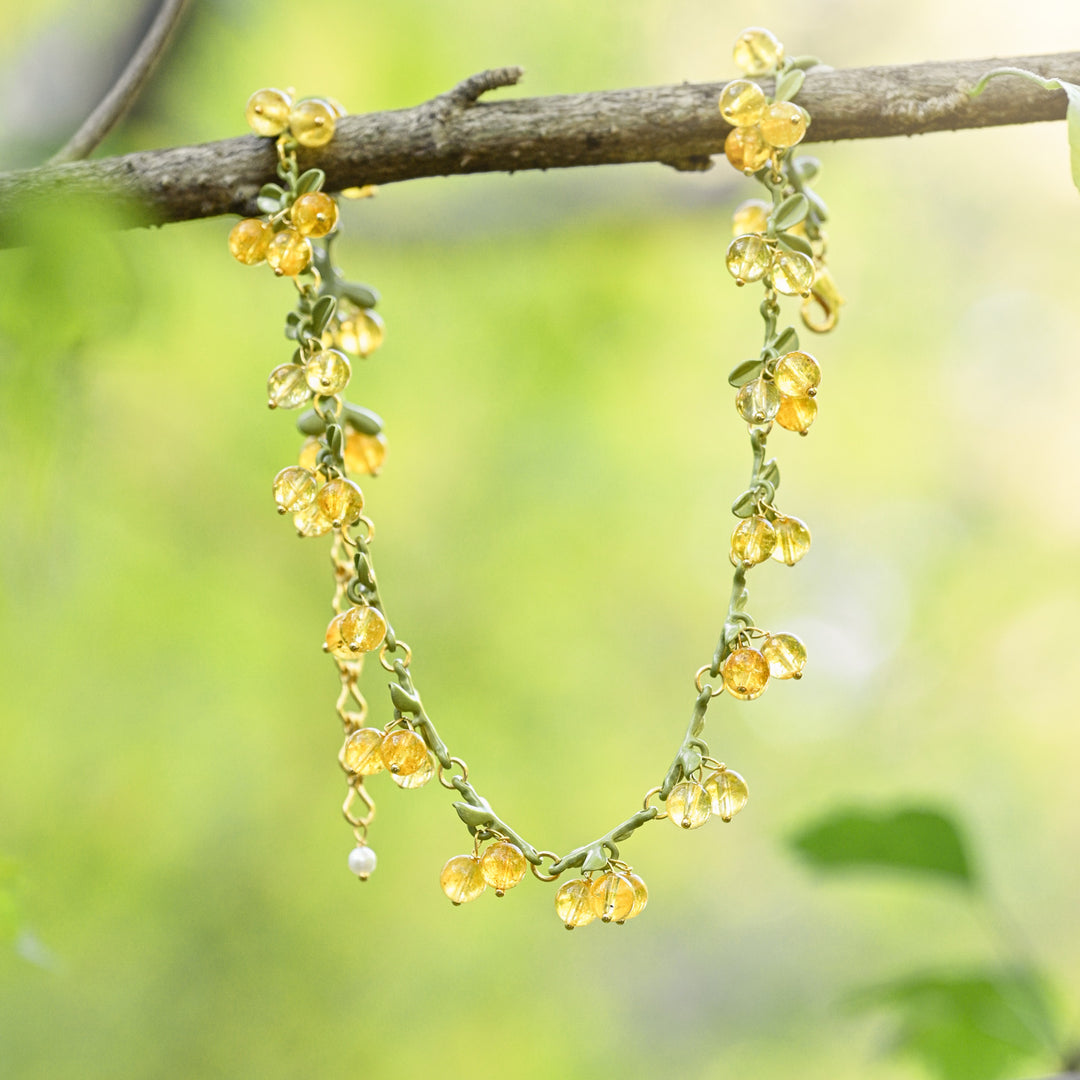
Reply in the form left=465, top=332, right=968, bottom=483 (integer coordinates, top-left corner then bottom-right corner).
left=730, top=514, right=777, bottom=565
left=773, top=351, right=821, bottom=397
left=440, top=854, right=486, bottom=905
left=267, top=363, right=311, bottom=410
left=344, top=432, right=387, bottom=476
left=304, top=349, right=351, bottom=395
left=289, top=98, right=336, bottom=147
left=770, top=249, right=815, bottom=297
left=324, top=611, right=359, bottom=662
left=291, top=192, right=339, bottom=238
left=762, top=633, right=807, bottom=679
left=340, top=604, right=387, bottom=653
left=245, top=87, right=292, bottom=136
left=724, top=125, right=771, bottom=174
left=732, top=198, right=770, bottom=237
left=590, top=872, right=637, bottom=923
left=733, top=27, right=784, bottom=75
left=726, top=234, right=772, bottom=285
left=625, top=872, right=648, bottom=920
left=722, top=647, right=770, bottom=700
left=771, top=514, right=811, bottom=565
left=719, top=79, right=766, bottom=127
left=760, top=102, right=808, bottom=148
left=340, top=727, right=385, bottom=775
left=317, top=477, right=364, bottom=526
left=704, top=768, right=750, bottom=822
left=266, top=229, right=312, bottom=277
left=554, top=878, right=596, bottom=929
left=272, top=466, right=317, bottom=514
left=480, top=840, right=528, bottom=895
left=293, top=502, right=332, bottom=537
left=390, top=752, right=435, bottom=789
left=775, top=394, right=818, bottom=434
left=298, top=437, right=320, bottom=472
left=667, top=780, right=712, bottom=829
left=735, top=377, right=781, bottom=425
left=334, top=309, right=385, bottom=358
left=380, top=729, right=428, bottom=776
left=228, top=218, right=272, bottom=265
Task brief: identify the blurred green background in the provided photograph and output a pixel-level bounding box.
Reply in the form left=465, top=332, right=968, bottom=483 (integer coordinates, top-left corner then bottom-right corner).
left=2, top=1, right=1079, bottom=1078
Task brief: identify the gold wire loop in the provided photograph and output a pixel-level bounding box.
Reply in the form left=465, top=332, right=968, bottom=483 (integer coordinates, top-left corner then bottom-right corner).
left=437, top=756, right=469, bottom=790
left=379, top=640, right=412, bottom=671
left=342, top=782, right=375, bottom=828
left=694, top=665, right=724, bottom=698
left=642, top=786, right=669, bottom=821
left=341, top=516, right=375, bottom=546
left=801, top=265, right=844, bottom=334
left=700, top=756, right=726, bottom=773
left=530, top=851, right=562, bottom=882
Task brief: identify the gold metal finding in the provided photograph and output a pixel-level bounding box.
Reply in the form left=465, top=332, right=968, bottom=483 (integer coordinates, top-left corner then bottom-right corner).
left=801, top=265, right=844, bottom=333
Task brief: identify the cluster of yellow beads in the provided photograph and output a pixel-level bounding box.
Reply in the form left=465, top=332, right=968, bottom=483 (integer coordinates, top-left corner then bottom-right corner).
left=271, top=465, right=366, bottom=538
left=325, top=603, right=387, bottom=659
left=440, top=839, right=529, bottom=904
left=729, top=511, right=812, bottom=567
left=733, top=348, right=821, bottom=435
left=228, top=88, right=345, bottom=278
left=325, top=303, right=386, bottom=360
left=553, top=867, right=648, bottom=928
left=726, top=237, right=815, bottom=297
left=720, top=633, right=807, bottom=700
left=341, top=724, right=435, bottom=787
left=667, top=766, right=750, bottom=829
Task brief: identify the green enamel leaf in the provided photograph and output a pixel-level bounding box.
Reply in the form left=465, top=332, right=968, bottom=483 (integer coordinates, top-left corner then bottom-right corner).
left=775, top=68, right=806, bottom=102
left=731, top=489, right=759, bottom=518
left=296, top=168, right=326, bottom=194
left=771, top=193, right=809, bottom=233
left=772, top=326, right=799, bottom=354
left=311, top=295, right=337, bottom=335
left=728, top=358, right=764, bottom=388
left=777, top=231, right=814, bottom=258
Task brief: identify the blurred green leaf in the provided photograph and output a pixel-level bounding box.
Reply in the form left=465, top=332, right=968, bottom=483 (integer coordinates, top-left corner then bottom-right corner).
left=850, top=969, right=1059, bottom=1080
left=777, top=231, right=814, bottom=258
left=790, top=806, right=976, bottom=887
left=775, top=68, right=806, bottom=102
left=771, top=193, right=809, bottom=233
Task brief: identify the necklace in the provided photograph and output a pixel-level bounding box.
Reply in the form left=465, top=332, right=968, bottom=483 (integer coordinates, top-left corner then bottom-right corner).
left=226, top=25, right=840, bottom=929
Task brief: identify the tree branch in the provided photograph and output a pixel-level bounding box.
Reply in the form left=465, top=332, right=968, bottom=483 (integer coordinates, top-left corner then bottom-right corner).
left=2, top=50, right=1077, bottom=245
left=48, top=0, right=192, bottom=165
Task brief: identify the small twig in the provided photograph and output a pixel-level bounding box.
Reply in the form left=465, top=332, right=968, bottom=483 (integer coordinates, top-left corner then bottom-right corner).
left=433, top=66, right=524, bottom=112
left=48, top=0, right=191, bottom=164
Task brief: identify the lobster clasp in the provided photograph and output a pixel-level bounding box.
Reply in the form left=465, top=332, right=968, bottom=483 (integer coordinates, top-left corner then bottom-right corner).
left=801, top=266, right=845, bottom=333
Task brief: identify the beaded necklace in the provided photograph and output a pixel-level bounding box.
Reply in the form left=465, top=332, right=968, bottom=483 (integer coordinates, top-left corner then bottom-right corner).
left=226, top=26, right=840, bottom=929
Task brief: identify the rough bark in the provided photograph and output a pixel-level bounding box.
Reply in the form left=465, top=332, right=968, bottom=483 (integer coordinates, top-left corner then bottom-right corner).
left=1, top=51, right=1077, bottom=245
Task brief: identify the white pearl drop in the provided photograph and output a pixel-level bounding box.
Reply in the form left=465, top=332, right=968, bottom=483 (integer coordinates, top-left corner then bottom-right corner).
left=347, top=845, right=377, bottom=878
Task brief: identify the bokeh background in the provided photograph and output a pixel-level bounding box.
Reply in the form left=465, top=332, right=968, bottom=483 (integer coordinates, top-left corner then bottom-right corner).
left=2, top=1, right=1079, bottom=1078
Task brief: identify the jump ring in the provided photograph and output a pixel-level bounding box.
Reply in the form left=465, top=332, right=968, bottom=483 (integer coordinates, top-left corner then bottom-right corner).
left=530, top=851, right=562, bottom=882
left=437, top=756, right=469, bottom=790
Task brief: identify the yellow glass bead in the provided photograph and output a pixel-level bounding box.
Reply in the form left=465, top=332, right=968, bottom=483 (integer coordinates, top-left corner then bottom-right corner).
left=732, top=198, right=770, bottom=237
left=289, top=98, right=337, bottom=147
left=554, top=878, right=596, bottom=929
left=324, top=611, right=359, bottom=662
left=589, top=872, right=637, bottom=923
left=317, top=477, right=365, bottom=526
left=480, top=840, right=528, bottom=896
left=718, top=79, right=766, bottom=127
left=265, top=229, right=312, bottom=277
left=291, top=192, right=339, bottom=238
left=730, top=514, right=777, bottom=565
left=298, top=437, right=320, bottom=471
left=228, top=217, right=272, bottom=265
left=625, top=872, right=648, bottom=920
left=770, top=249, right=816, bottom=297
left=272, top=465, right=318, bottom=514
left=340, top=604, right=387, bottom=653
left=775, top=394, right=818, bottom=434
left=762, top=632, right=807, bottom=679
left=267, top=363, right=311, bottom=409
left=344, top=432, right=387, bottom=476
left=735, top=377, right=781, bottom=425
left=721, top=647, right=770, bottom=700
left=703, top=768, right=750, bottom=822
left=760, top=102, right=808, bottom=148
left=304, top=349, right=351, bottom=395
left=293, top=502, right=333, bottom=537
left=773, top=351, right=821, bottom=397
left=245, top=87, right=292, bottom=136
left=379, top=729, right=429, bottom=776
left=726, top=234, right=772, bottom=286
left=390, top=751, right=435, bottom=789
left=335, top=309, right=385, bottom=358
left=440, top=854, right=487, bottom=905
left=733, top=27, right=784, bottom=75
left=340, top=727, right=385, bottom=775
left=724, top=125, right=771, bottom=174
left=771, top=514, right=811, bottom=565
left=667, top=780, right=712, bottom=829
